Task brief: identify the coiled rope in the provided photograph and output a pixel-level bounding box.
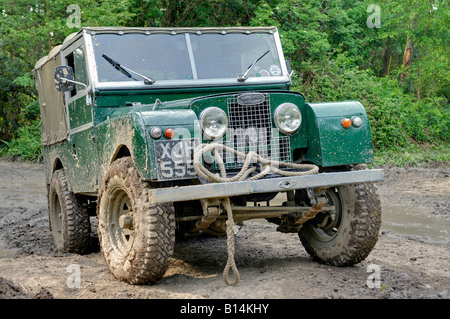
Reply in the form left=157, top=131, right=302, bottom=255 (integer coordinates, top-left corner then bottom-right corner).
left=193, top=143, right=319, bottom=285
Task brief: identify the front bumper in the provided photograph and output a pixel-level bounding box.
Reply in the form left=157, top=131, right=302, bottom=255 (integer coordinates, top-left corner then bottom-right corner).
left=149, top=169, right=384, bottom=204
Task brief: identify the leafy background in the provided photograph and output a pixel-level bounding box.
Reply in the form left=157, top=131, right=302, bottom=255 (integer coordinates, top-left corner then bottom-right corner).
left=0, top=0, right=448, bottom=164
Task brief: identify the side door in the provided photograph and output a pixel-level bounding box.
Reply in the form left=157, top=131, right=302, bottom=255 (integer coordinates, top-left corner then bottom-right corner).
left=61, top=36, right=98, bottom=194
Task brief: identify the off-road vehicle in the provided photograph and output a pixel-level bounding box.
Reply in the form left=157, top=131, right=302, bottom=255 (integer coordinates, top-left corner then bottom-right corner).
left=33, top=27, right=383, bottom=285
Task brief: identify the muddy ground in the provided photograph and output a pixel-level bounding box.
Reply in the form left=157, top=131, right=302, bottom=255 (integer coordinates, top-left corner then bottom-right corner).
left=0, top=158, right=448, bottom=300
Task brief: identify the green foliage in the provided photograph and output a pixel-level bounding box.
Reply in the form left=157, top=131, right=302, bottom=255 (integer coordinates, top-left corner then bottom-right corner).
left=0, top=0, right=448, bottom=163
left=253, top=0, right=449, bottom=155
left=0, top=119, right=42, bottom=162
left=12, top=73, right=35, bottom=88
left=289, top=52, right=449, bottom=150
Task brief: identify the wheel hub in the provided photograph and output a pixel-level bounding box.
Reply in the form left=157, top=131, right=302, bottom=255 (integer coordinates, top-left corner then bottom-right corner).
left=119, top=215, right=134, bottom=229
left=106, top=186, right=136, bottom=259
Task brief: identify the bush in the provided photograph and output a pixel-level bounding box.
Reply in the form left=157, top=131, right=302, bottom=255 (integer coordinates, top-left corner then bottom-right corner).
left=0, top=119, right=42, bottom=162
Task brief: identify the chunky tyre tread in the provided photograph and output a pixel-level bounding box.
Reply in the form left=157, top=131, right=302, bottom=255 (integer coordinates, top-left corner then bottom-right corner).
left=48, top=169, right=91, bottom=254
left=299, top=180, right=381, bottom=266
left=97, top=157, right=175, bottom=284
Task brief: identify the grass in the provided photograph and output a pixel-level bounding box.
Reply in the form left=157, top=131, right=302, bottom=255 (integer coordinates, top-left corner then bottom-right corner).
left=373, top=143, right=450, bottom=167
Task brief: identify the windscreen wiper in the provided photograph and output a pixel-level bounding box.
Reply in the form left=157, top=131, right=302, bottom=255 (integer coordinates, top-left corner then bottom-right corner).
left=237, top=50, right=270, bottom=82
left=102, top=54, right=155, bottom=85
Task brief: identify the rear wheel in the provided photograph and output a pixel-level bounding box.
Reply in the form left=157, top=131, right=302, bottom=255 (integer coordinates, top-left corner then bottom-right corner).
left=48, top=169, right=90, bottom=253
left=97, top=157, right=175, bottom=284
left=298, top=181, right=381, bottom=266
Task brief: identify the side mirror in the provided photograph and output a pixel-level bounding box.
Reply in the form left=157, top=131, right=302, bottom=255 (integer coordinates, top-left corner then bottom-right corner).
left=55, top=66, right=75, bottom=92
left=54, top=65, right=92, bottom=105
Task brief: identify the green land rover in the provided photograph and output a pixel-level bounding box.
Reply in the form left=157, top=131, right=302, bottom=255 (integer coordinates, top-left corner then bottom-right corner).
left=33, top=26, right=383, bottom=285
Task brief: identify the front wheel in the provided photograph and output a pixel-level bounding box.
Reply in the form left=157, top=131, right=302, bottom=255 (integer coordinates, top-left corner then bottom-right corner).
left=298, top=182, right=381, bottom=266
left=97, top=157, right=175, bottom=284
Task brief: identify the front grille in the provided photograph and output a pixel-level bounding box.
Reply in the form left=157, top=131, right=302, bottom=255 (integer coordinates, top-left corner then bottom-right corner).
left=210, top=93, right=292, bottom=170
left=220, top=136, right=292, bottom=170
left=227, top=93, right=272, bottom=140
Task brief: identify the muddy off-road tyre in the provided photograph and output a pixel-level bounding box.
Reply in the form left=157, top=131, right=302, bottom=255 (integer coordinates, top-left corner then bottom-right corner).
left=298, top=181, right=381, bottom=266
left=48, top=169, right=91, bottom=254
left=97, top=157, right=175, bottom=284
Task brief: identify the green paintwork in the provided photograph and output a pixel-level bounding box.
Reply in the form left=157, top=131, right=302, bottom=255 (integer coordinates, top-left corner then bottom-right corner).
left=42, top=91, right=376, bottom=193
left=94, top=83, right=290, bottom=107
left=142, top=109, right=200, bottom=180
left=68, top=97, right=92, bottom=128
left=190, top=91, right=309, bottom=149
left=304, top=101, right=374, bottom=166
left=95, top=111, right=149, bottom=184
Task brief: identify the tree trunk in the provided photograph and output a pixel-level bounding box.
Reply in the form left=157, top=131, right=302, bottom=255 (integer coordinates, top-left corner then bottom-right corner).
left=400, top=37, right=414, bottom=81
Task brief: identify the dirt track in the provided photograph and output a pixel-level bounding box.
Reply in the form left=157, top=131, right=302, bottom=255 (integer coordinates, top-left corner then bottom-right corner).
left=0, top=158, right=448, bottom=299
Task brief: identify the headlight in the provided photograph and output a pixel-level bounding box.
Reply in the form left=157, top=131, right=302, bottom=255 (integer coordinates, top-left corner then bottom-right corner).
left=199, top=107, right=228, bottom=139
left=274, top=103, right=302, bottom=134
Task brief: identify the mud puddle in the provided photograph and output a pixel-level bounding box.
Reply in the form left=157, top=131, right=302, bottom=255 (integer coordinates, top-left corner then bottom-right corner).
left=381, top=204, right=450, bottom=243
left=254, top=191, right=450, bottom=244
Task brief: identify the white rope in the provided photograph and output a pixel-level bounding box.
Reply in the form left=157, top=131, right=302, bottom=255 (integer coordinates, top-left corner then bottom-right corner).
left=193, top=143, right=319, bottom=286
left=222, top=197, right=239, bottom=286
left=194, top=143, right=319, bottom=183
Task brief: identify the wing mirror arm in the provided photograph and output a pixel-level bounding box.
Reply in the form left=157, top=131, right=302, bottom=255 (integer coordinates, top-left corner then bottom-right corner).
left=55, top=66, right=92, bottom=106
left=286, top=60, right=294, bottom=78
left=60, top=78, right=92, bottom=106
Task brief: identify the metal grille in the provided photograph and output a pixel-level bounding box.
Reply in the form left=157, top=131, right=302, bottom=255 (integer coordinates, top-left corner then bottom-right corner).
left=219, top=136, right=291, bottom=169
left=227, top=93, right=272, bottom=140
left=210, top=93, right=292, bottom=170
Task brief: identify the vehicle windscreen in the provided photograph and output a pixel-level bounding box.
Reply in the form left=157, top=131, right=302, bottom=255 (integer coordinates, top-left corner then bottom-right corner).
left=91, top=32, right=282, bottom=83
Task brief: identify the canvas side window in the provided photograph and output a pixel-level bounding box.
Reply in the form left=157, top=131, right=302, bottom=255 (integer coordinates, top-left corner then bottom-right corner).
left=66, top=44, right=88, bottom=97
